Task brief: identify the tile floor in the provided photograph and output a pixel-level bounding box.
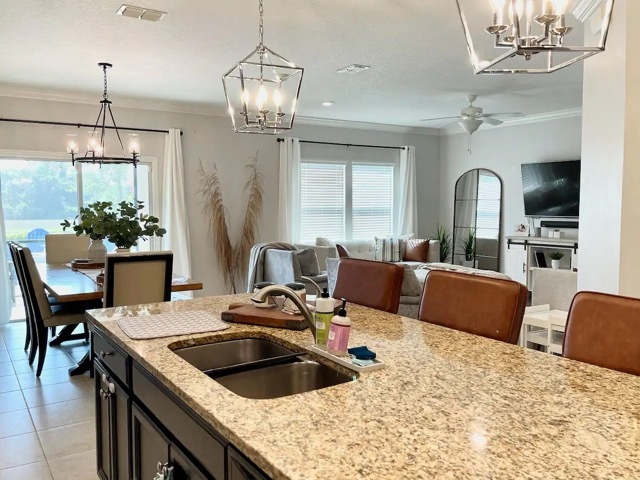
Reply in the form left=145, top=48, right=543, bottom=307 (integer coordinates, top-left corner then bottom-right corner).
left=0, top=321, right=98, bottom=479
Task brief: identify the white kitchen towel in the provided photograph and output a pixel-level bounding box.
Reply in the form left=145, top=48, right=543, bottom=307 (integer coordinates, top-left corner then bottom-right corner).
left=117, top=310, right=229, bottom=339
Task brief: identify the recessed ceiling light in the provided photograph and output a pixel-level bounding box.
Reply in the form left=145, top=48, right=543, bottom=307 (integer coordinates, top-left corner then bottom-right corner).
left=336, top=64, right=371, bottom=75
left=116, top=4, right=167, bottom=22
left=322, top=101, right=334, bottom=107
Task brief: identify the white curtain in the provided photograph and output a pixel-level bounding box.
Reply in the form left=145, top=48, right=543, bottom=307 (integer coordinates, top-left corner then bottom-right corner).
left=278, top=137, right=301, bottom=242
left=397, top=145, right=418, bottom=236
left=0, top=188, right=11, bottom=325
left=161, top=128, right=192, bottom=278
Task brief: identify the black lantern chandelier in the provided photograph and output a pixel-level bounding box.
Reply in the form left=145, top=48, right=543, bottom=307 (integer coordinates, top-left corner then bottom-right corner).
left=66, top=63, right=140, bottom=166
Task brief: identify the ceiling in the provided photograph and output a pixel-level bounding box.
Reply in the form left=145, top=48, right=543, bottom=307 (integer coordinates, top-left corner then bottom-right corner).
left=0, top=0, right=584, bottom=129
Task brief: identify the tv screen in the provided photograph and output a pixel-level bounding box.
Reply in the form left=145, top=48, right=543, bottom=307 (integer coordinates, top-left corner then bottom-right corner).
left=521, top=160, right=581, bottom=217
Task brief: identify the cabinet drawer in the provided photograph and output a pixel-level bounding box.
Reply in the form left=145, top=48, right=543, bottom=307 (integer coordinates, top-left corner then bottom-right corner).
left=132, top=364, right=226, bottom=479
left=93, top=329, right=129, bottom=386
left=228, top=446, right=270, bottom=480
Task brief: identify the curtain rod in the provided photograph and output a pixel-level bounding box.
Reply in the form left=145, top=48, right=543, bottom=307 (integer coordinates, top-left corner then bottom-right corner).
left=276, top=138, right=405, bottom=150
left=0, top=118, right=183, bottom=136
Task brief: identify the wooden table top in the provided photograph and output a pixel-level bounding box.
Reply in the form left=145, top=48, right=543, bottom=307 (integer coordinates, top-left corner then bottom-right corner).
left=39, top=263, right=203, bottom=303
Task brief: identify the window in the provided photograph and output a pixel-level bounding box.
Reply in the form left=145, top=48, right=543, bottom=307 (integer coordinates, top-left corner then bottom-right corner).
left=476, top=171, right=501, bottom=239
left=299, top=161, right=396, bottom=243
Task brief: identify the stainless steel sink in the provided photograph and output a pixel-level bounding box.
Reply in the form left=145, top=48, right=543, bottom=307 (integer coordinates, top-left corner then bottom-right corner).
left=172, top=338, right=355, bottom=399
left=211, top=359, right=354, bottom=399
left=173, top=338, right=297, bottom=373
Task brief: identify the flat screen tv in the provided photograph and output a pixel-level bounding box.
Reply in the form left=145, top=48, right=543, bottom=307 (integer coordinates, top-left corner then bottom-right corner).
left=521, top=160, right=581, bottom=217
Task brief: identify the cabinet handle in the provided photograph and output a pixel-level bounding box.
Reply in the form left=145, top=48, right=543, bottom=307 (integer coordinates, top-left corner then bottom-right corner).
left=154, top=462, right=174, bottom=480
left=522, top=262, right=526, bottom=274
left=100, top=389, right=111, bottom=399
left=99, top=350, right=113, bottom=358
left=108, top=382, right=116, bottom=394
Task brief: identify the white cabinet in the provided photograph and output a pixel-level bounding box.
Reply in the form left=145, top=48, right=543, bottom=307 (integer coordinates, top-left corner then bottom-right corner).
left=504, top=245, right=527, bottom=285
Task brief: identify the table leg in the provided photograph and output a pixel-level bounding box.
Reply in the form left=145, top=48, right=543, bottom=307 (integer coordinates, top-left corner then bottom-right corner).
left=49, top=324, right=89, bottom=346
left=68, top=352, right=92, bottom=376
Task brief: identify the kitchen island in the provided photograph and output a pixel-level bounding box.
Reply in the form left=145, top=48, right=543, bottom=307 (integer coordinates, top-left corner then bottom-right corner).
left=87, top=294, right=640, bottom=480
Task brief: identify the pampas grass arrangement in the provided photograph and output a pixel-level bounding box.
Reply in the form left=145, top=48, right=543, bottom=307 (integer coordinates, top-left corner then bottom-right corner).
left=198, top=152, right=264, bottom=293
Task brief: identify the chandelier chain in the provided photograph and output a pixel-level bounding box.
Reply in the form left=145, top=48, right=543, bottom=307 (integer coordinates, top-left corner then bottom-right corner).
left=102, top=65, right=109, bottom=100
left=258, top=0, right=264, bottom=47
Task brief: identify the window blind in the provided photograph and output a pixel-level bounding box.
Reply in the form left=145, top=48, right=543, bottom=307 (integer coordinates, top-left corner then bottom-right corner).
left=476, top=172, right=501, bottom=239
left=299, top=163, right=346, bottom=243
left=352, top=164, right=394, bottom=239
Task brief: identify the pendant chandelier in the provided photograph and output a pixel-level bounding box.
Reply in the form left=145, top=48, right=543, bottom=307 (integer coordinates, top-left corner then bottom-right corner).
left=66, top=63, right=140, bottom=166
left=222, top=0, right=303, bottom=134
left=455, top=0, right=615, bottom=74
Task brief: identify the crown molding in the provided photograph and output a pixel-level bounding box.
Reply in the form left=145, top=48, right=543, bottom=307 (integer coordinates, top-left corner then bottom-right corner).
left=439, top=107, right=582, bottom=136
left=295, top=116, right=441, bottom=136
left=572, top=0, right=603, bottom=22
left=0, top=84, right=222, bottom=117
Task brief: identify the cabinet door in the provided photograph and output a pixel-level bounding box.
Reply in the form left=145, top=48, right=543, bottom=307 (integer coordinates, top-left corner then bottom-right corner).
left=504, top=246, right=527, bottom=285
left=131, top=404, right=169, bottom=480
left=227, top=447, right=270, bottom=480
left=95, top=361, right=113, bottom=480
left=169, top=442, right=212, bottom=480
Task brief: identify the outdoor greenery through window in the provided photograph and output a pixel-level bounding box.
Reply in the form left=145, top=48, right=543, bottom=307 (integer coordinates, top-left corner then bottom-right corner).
left=299, top=161, right=395, bottom=243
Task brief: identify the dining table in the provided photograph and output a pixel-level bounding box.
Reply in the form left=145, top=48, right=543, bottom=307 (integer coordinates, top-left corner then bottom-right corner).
left=38, top=263, right=204, bottom=375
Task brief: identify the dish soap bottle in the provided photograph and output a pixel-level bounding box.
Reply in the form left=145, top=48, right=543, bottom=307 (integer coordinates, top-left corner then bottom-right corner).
left=327, top=299, right=351, bottom=355
left=314, top=288, right=333, bottom=347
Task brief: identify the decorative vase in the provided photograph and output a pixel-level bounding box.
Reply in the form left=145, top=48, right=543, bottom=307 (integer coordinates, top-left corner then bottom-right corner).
left=87, top=239, right=107, bottom=264
left=115, top=248, right=131, bottom=254
left=461, top=259, right=474, bottom=268
left=551, top=259, right=560, bottom=269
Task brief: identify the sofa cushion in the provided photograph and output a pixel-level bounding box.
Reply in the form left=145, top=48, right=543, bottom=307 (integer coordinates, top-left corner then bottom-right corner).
left=336, top=244, right=350, bottom=258
left=316, top=237, right=336, bottom=247
left=400, top=265, right=422, bottom=297
left=400, top=261, right=424, bottom=270
left=374, top=237, right=404, bottom=262
left=404, top=238, right=430, bottom=262
left=296, top=248, right=321, bottom=276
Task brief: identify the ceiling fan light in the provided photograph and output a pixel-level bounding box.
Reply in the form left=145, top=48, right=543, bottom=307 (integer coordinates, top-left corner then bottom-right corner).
left=459, top=118, right=483, bottom=135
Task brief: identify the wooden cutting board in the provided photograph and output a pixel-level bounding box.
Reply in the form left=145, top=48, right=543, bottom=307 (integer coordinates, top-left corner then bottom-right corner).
left=221, top=303, right=308, bottom=331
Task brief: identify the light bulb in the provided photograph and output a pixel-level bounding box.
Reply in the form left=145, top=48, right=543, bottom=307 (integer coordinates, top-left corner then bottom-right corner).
left=490, top=0, right=505, bottom=26
left=257, top=84, right=268, bottom=111
left=515, top=0, right=524, bottom=19
left=490, top=0, right=505, bottom=8
left=128, top=136, right=140, bottom=155
left=88, top=136, right=99, bottom=152
left=242, top=89, right=250, bottom=106
left=526, top=0, right=533, bottom=16
left=273, top=89, right=282, bottom=108
left=94, top=144, right=104, bottom=157
left=552, top=0, right=567, bottom=14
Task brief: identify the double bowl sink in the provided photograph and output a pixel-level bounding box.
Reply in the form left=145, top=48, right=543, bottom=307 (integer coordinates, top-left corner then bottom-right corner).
left=173, top=338, right=355, bottom=399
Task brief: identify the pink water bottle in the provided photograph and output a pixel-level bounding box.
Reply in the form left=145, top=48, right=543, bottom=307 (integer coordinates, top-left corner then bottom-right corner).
left=327, top=299, right=351, bottom=355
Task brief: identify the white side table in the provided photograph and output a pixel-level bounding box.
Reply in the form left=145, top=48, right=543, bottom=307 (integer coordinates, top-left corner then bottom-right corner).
left=520, top=305, right=568, bottom=355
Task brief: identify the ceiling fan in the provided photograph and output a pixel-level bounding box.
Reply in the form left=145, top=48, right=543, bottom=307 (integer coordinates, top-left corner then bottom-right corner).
left=420, top=95, right=525, bottom=135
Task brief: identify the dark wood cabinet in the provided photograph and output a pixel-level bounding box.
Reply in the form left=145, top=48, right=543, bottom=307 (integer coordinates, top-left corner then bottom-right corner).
left=95, top=359, right=130, bottom=480
left=93, top=328, right=271, bottom=480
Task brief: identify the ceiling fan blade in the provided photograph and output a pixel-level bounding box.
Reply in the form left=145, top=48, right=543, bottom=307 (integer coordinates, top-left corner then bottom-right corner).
left=483, top=117, right=503, bottom=126
left=482, top=112, right=525, bottom=118
left=419, top=116, right=460, bottom=122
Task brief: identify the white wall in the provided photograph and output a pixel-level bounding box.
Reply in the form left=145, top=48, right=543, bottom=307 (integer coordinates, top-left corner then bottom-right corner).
left=439, top=116, right=583, bottom=271
left=0, top=96, right=440, bottom=296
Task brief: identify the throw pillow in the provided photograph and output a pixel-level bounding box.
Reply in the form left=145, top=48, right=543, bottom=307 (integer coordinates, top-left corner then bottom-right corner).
left=296, top=248, right=321, bottom=276
left=374, top=237, right=403, bottom=262
left=336, top=244, right=350, bottom=258
left=316, top=237, right=336, bottom=247
left=399, top=264, right=423, bottom=297
left=404, top=239, right=430, bottom=262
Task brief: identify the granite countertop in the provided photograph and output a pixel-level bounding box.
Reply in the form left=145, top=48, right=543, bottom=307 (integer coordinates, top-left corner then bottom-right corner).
left=86, top=295, right=640, bottom=480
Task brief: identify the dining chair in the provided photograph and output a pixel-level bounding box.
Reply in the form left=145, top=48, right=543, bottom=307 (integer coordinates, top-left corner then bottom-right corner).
left=45, top=233, right=90, bottom=264
left=563, top=291, right=640, bottom=375
left=418, top=270, right=528, bottom=344
left=103, top=252, right=173, bottom=307
left=17, top=246, right=90, bottom=376
left=332, top=258, right=404, bottom=314
left=7, top=242, right=34, bottom=354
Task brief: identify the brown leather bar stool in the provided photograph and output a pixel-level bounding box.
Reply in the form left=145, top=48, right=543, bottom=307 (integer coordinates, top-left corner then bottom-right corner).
left=332, top=258, right=404, bottom=314
left=563, top=291, right=640, bottom=376
left=418, top=270, right=528, bottom=344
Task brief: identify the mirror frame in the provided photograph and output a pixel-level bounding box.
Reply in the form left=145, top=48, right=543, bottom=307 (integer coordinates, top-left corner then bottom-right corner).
left=452, top=168, right=503, bottom=271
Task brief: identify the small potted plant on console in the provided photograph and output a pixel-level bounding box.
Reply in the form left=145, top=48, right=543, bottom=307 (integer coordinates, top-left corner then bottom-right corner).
left=549, top=251, right=564, bottom=269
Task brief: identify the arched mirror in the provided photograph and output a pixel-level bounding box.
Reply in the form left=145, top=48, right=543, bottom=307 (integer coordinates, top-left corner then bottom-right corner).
left=452, top=169, right=502, bottom=271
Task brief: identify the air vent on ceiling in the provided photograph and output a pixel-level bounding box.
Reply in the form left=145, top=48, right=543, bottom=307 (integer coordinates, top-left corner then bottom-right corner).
left=116, top=4, right=167, bottom=22
left=336, top=64, right=371, bottom=75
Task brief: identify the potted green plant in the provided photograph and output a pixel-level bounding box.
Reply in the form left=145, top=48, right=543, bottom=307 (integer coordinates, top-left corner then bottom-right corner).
left=61, top=201, right=113, bottom=263
left=433, top=225, right=452, bottom=263
left=549, top=251, right=564, bottom=269
left=105, top=201, right=166, bottom=252
left=461, top=229, right=476, bottom=267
